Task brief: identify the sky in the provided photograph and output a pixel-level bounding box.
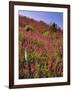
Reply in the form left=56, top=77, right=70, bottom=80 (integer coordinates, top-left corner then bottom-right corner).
left=19, top=10, right=63, bottom=29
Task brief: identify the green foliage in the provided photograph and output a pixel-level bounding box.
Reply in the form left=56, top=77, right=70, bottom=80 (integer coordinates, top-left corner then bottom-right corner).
left=32, top=40, right=44, bottom=48
left=28, top=51, right=37, bottom=63
left=43, top=31, right=49, bottom=37
left=19, top=33, right=27, bottom=42
left=40, top=51, right=49, bottom=60
left=19, top=61, right=24, bottom=68
left=24, top=25, right=34, bottom=32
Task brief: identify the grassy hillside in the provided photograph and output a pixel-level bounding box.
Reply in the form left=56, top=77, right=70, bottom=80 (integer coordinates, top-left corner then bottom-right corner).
left=19, top=16, right=63, bottom=79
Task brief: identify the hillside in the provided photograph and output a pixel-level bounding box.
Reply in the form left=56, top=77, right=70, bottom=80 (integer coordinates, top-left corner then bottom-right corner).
left=19, top=16, right=63, bottom=79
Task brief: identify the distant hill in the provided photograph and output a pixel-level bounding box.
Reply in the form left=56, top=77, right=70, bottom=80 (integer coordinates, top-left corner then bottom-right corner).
left=19, top=16, right=63, bottom=32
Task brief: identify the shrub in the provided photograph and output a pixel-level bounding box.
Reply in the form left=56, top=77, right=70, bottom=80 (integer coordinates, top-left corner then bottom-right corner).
left=19, top=33, right=27, bottom=42
left=24, top=25, right=34, bottom=32
left=48, top=23, right=57, bottom=32
left=43, top=31, right=49, bottom=37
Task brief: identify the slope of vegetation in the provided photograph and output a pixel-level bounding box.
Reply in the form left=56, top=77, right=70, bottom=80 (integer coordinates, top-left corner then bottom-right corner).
left=19, top=16, right=63, bottom=79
